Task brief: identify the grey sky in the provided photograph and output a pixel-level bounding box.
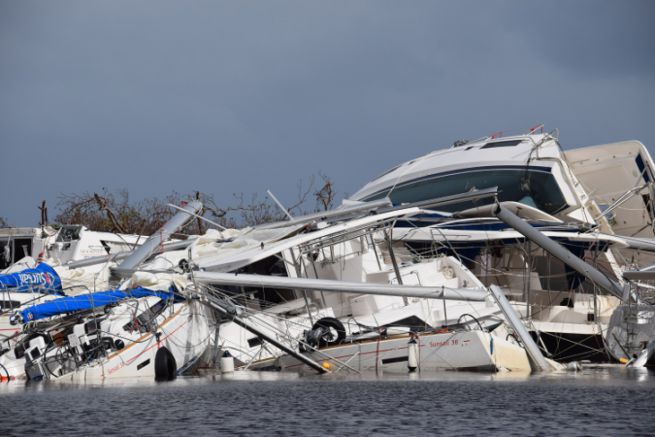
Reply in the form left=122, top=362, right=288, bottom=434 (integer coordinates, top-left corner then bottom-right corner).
left=1, top=0, right=654, bottom=226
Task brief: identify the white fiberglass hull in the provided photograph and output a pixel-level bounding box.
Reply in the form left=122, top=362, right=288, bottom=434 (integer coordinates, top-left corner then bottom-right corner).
left=605, top=304, right=655, bottom=363
left=276, top=330, right=530, bottom=374
left=218, top=308, right=336, bottom=365
left=54, top=301, right=210, bottom=382
left=0, top=355, right=26, bottom=382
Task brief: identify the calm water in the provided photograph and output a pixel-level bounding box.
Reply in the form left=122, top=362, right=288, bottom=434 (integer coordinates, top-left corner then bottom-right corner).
left=1, top=366, right=654, bottom=436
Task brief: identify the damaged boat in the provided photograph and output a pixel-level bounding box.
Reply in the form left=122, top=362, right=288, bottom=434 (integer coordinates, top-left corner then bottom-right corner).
left=349, top=128, right=655, bottom=363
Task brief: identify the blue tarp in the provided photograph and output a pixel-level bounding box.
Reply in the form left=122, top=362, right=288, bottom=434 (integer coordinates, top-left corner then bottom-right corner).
left=0, top=263, right=62, bottom=293
left=20, top=287, right=175, bottom=322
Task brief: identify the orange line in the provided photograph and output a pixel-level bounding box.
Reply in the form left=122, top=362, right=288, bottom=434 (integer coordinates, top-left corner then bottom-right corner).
left=123, top=317, right=190, bottom=366
left=105, top=304, right=186, bottom=360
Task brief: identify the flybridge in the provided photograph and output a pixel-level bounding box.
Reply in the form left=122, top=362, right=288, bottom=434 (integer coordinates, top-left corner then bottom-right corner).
left=350, top=131, right=655, bottom=232
left=349, top=132, right=575, bottom=216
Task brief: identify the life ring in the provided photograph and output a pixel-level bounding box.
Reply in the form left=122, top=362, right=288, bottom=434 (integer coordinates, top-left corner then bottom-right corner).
left=311, top=317, right=346, bottom=347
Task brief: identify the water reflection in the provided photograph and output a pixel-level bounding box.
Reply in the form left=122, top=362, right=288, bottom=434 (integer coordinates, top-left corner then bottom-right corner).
left=0, top=365, right=653, bottom=436
left=1, top=364, right=654, bottom=393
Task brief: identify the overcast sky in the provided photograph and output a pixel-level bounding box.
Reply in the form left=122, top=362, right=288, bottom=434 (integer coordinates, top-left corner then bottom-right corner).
left=1, top=0, right=654, bottom=226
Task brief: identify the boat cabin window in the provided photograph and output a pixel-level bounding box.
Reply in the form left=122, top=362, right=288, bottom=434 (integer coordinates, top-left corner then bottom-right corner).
left=480, top=140, right=523, bottom=149
left=0, top=300, right=22, bottom=310
left=596, top=203, right=616, bottom=223
left=56, top=225, right=82, bottom=242
left=0, top=238, right=32, bottom=269
left=364, top=168, right=569, bottom=215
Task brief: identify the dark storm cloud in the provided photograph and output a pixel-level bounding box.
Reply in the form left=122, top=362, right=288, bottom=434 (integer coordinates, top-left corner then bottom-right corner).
left=508, top=1, right=655, bottom=79
left=1, top=1, right=654, bottom=225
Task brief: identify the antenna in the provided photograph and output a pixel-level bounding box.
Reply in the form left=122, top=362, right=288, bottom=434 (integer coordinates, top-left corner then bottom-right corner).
left=266, top=190, right=294, bottom=220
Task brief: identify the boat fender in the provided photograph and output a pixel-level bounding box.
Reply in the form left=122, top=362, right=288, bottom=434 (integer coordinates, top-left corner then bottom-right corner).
left=154, top=346, right=177, bottom=381
left=408, top=333, right=419, bottom=373
left=310, top=317, right=346, bottom=347
left=14, top=343, right=26, bottom=360
left=220, top=350, right=235, bottom=373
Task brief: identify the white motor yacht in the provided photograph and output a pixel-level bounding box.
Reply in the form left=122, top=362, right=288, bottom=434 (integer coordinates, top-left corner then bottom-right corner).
left=349, top=129, right=655, bottom=362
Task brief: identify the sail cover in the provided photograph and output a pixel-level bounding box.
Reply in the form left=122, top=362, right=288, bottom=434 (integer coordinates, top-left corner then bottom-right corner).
left=0, top=263, right=62, bottom=293
left=19, top=287, right=174, bottom=322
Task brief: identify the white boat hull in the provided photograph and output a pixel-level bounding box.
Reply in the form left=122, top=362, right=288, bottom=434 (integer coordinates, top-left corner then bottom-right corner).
left=19, top=301, right=210, bottom=383
left=276, top=330, right=530, bottom=374
left=44, top=300, right=211, bottom=382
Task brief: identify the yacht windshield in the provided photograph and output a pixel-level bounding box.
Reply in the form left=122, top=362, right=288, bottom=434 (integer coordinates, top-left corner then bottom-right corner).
left=364, top=167, right=569, bottom=214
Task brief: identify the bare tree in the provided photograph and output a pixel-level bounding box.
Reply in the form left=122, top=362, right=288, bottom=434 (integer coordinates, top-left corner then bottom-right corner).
left=223, top=175, right=328, bottom=226
left=39, top=200, right=48, bottom=227
left=314, top=173, right=335, bottom=211
left=55, top=189, right=179, bottom=235
left=225, top=192, right=286, bottom=227
left=52, top=174, right=337, bottom=233
left=93, top=192, right=128, bottom=234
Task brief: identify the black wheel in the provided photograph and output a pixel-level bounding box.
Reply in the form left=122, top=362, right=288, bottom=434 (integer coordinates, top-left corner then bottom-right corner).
left=311, top=317, right=346, bottom=347
left=154, top=346, right=177, bottom=381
